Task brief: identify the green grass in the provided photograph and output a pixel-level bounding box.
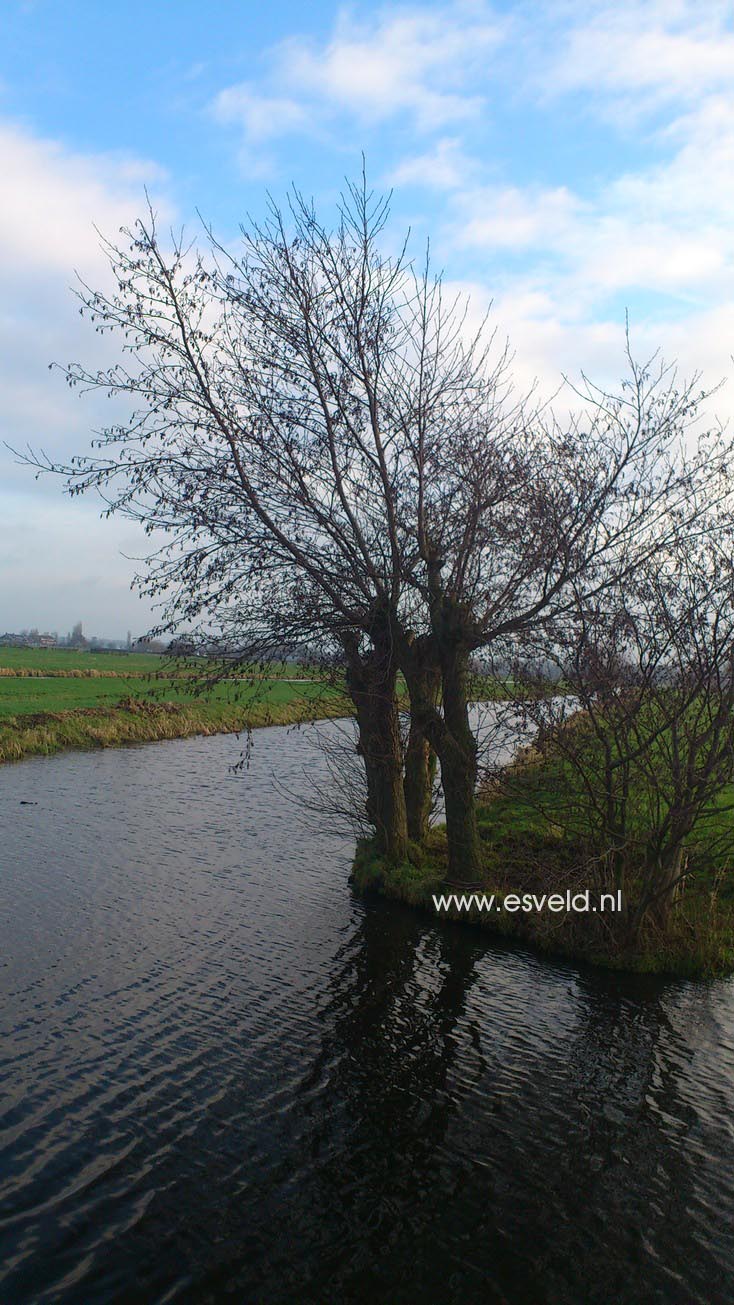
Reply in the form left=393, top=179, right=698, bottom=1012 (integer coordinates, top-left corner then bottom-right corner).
left=0, top=689, right=351, bottom=765
left=0, top=674, right=333, bottom=719
left=350, top=745, right=734, bottom=979
left=0, top=647, right=168, bottom=673
left=352, top=825, right=734, bottom=978
left=481, top=736, right=734, bottom=879
left=0, top=678, right=159, bottom=715
left=0, top=648, right=349, bottom=763
left=0, top=646, right=318, bottom=677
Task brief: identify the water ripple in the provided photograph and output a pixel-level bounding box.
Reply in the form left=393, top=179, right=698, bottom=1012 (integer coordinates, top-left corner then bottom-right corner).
left=2, top=722, right=734, bottom=1303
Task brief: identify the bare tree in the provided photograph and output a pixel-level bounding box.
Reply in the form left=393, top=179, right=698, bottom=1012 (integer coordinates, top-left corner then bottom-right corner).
left=19, top=173, right=734, bottom=894
left=397, top=344, right=734, bottom=883
left=25, top=178, right=508, bottom=864
left=504, top=500, right=734, bottom=931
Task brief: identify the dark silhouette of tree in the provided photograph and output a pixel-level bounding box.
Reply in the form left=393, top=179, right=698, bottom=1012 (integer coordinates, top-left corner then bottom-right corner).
left=20, top=176, right=734, bottom=891
left=503, top=499, right=734, bottom=929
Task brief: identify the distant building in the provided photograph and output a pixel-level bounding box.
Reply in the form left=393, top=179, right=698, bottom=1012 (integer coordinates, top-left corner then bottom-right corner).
left=168, top=636, right=197, bottom=656
left=68, top=621, right=88, bottom=650
left=0, top=631, right=57, bottom=648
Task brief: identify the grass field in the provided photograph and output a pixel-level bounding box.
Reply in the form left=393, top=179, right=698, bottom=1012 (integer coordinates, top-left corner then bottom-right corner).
left=0, top=674, right=332, bottom=719
left=0, top=647, right=169, bottom=673
left=0, top=648, right=347, bottom=762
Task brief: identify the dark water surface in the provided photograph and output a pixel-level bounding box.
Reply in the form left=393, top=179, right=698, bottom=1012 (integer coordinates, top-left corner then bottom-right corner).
left=2, top=721, right=734, bottom=1304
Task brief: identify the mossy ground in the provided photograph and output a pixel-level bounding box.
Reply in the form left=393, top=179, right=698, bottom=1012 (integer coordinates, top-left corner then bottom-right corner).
left=352, top=783, right=734, bottom=978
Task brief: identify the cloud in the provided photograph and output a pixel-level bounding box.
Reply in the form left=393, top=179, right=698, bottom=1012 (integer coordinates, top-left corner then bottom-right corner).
left=0, top=123, right=172, bottom=632
left=441, top=274, right=734, bottom=434
left=5, top=0, right=734, bottom=630
left=0, top=123, right=171, bottom=459
left=540, top=0, right=734, bottom=119
left=212, top=4, right=506, bottom=152
left=448, top=110, right=734, bottom=307
left=387, top=137, right=478, bottom=191
left=0, top=123, right=169, bottom=279
left=279, top=9, right=502, bottom=128
left=457, top=188, right=729, bottom=301
left=611, top=95, right=734, bottom=223
left=455, top=185, right=584, bottom=252
left=427, top=3, right=734, bottom=332
left=0, top=491, right=156, bottom=635
left=212, top=85, right=309, bottom=143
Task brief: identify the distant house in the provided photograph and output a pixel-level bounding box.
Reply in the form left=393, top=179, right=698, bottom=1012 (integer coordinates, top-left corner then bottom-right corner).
left=168, top=637, right=197, bottom=657
left=0, top=631, right=57, bottom=648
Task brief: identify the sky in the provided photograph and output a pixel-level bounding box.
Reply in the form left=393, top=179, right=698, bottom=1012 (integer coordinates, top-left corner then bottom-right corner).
left=1, top=0, right=733, bottom=637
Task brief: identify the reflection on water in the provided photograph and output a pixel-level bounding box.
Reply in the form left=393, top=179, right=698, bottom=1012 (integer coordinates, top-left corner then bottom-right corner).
left=1, top=721, right=734, bottom=1303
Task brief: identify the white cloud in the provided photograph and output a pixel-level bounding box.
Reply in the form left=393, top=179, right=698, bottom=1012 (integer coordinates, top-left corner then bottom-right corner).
left=611, top=95, right=734, bottom=223
left=442, top=274, right=628, bottom=411
left=366, top=3, right=734, bottom=354
left=0, top=123, right=172, bottom=632
left=6, top=0, right=734, bottom=631
left=279, top=9, right=501, bottom=128
left=456, top=185, right=584, bottom=251
left=541, top=0, right=734, bottom=118
left=212, top=4, right=506, bottom=151
left=0, top=491, right=156, bottom=635
left=0, top=123, right=168, bottom=278
left=442, top=66, right=734, bottom=313
left=212, top=85, right=308, bottom=142
left=442, top=276, right=734, bottom=434
left=450, top=142, right=734, bottom=308
left=387, top=137, right=477, bottom=191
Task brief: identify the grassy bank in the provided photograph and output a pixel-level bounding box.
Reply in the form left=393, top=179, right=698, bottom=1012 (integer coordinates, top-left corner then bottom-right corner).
left=0, top=689, right=351, bottom=764
left=0, top=649, right=349, bottom=763
left=352, top=780, right=734, bottom=977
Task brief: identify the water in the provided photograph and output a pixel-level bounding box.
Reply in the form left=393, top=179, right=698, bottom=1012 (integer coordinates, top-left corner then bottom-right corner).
left=1, top=719, right=734, bottom=1304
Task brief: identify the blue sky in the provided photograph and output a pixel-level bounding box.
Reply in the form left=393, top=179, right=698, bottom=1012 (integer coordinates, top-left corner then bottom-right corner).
left=1, top=0, right=733, bottom=635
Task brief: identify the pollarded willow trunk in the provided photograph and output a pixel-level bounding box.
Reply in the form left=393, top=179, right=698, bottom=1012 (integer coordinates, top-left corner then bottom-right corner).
left=645, top=845, right=687, bottom=930
left=398, top=623, right=483, bottom=885
left=404, top=725, right=436, bottom=843
left=404, top=665, right=439, bottom=844
left=439, top=639, right=483, bottom=885
left=344, top=636, right=409, bottom=863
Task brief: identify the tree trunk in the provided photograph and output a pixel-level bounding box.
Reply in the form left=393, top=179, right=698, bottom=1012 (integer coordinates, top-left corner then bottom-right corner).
left=344, top=636, right=409, bottom=863
left=404, top=666, right=439, bottom=843
left=397, top=625, right=482, bottom=884
left=439, top=640, right=483, bottom=885
left=647, top=845, right=686, bottom=929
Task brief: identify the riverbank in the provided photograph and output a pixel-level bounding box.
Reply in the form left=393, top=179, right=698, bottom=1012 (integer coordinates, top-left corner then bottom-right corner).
left=351, top=820, right=734, bottom=978
left=0, top=691, right=351, bottom=764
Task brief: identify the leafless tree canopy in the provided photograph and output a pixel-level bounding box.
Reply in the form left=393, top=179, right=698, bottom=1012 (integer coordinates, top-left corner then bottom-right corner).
left=22, top=174, right=734, bottom=921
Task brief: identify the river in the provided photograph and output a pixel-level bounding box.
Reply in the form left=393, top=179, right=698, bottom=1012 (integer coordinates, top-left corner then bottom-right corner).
left=1, top=718, right=734, bottom=1303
